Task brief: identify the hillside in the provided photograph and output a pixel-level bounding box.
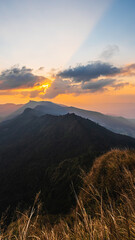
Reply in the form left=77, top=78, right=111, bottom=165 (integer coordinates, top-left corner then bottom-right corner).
left=68, top=106, right=135, bottom=138
left=6, top=100, right=68, bottom=120
left=79, top=149, right=135, bottom=215
left=2, top=149, right=135, bottom=239
left=6, top=100, right=135, bottom=138
left=0, top=110, right=135, bottom=219
left=0, top=103, right=22, bottom=119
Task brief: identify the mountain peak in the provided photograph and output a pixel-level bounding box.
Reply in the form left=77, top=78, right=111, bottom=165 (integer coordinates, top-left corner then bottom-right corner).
left=23, top=107, right=34, bottom=114
left=28, top=100, right=37, bottom=103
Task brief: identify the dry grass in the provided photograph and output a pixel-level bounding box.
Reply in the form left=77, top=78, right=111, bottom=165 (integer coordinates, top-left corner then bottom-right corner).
left=1, top=149, right=135, bottom=240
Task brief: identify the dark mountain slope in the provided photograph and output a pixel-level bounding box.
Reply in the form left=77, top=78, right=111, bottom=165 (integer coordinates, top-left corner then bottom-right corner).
left=0, top=110, right=135, bottom=218
left=1, top=109, right=135, bottom=164
left=68, top=106, right=135, bottom=137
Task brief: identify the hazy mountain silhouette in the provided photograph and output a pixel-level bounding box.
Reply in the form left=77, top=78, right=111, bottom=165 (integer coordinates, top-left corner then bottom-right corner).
left=5, top=100, right=135, bottom=138
left=6, top=100, right=67, bottom=119
left=0, top=103, right=22, bottom=121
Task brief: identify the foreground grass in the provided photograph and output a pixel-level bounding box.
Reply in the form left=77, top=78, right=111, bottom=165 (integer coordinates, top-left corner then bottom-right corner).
left=1, top=149, right=135, bottom=240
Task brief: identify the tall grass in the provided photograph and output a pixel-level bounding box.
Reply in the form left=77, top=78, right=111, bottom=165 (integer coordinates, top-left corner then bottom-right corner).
left=1, top=150, right=135, bottom=239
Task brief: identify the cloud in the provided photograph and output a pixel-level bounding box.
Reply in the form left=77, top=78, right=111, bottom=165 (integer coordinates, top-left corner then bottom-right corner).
left=112, top=82, right=129, bottom=90
left=45, top=77, right=82, bottom=99
left=44, top=77, right=68, bottom=98
left=100, top=45, right=119, bottom=60
left=38, top=67, right=44, bottom=71
left=43, top=61, right=135, bottom=98
left=0, top=66, right=46, bottom=90
left=0, top=62, right=132, bottom=99
left=44, top=77, right=128, bottom=99
left=82, top=79, right=115, bottom=92
left=44, top=61, right=133, bottom=98
left=121, top=64, right=135, bottom=76
left=58, top=62, right=121, bottom=82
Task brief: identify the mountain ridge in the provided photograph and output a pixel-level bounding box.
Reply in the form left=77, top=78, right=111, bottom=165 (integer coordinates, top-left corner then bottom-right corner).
left=2, top=100, right=135, bottom=138
left=4, top=100, right=135, bottom=138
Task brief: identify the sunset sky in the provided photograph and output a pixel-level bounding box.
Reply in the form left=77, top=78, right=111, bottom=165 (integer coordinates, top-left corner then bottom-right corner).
left=0, top=0, right=135, bottom=117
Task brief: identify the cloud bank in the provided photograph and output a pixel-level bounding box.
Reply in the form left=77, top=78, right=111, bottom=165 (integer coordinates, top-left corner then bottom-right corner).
left=0, top=66, right=45, bottom=90
left=0, top=61, right=134, bottom=98
left=82, top=79, right=116, bottom=92
left=45, top=61, right=132, bottom=98
left=58, top=62, right=121, bottom=82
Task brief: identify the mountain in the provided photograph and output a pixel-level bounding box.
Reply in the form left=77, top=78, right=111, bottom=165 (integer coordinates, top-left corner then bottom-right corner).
left=0, top=110, right=135, bottom=218
left=0, top=103, right=22, bottom=120
left=7, top=100, right=68, bottom=120
left=67, top=106, right=135, bottom=138
left=6, top=101, right=135, bottom=138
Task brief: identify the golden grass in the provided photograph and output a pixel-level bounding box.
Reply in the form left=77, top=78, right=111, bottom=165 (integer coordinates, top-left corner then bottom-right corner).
left=1, top=149, right=135, bottom=240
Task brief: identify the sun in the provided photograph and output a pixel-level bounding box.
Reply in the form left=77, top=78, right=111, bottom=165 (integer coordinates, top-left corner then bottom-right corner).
left=42, top=84, right=50, bottom=88
left=40, top=82, right=52, bottom=92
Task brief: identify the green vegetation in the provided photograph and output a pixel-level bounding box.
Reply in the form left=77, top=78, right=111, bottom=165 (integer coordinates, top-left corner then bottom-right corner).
left=1, top=149, right=135, bottom=239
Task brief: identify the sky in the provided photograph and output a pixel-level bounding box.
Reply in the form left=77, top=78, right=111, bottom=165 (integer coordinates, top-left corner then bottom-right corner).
left=0, top=0, right=135, bottom=117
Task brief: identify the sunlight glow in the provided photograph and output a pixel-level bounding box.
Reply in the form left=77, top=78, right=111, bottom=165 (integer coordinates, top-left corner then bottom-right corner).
left=40, top=83, right=51, bottom=92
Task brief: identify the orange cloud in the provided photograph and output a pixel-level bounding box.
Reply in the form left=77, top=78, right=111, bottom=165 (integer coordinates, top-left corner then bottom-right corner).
left=0, top=62, right=135, bottom=105
left=120, top=64, right=135, bottom=77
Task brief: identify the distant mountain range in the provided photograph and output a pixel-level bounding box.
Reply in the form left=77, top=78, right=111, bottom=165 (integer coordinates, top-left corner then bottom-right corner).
left=0, top=103, right=22, bottom=117
left=2, top=100, right=135, bottom=138
left=0, top=109, right=135, bottom=217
